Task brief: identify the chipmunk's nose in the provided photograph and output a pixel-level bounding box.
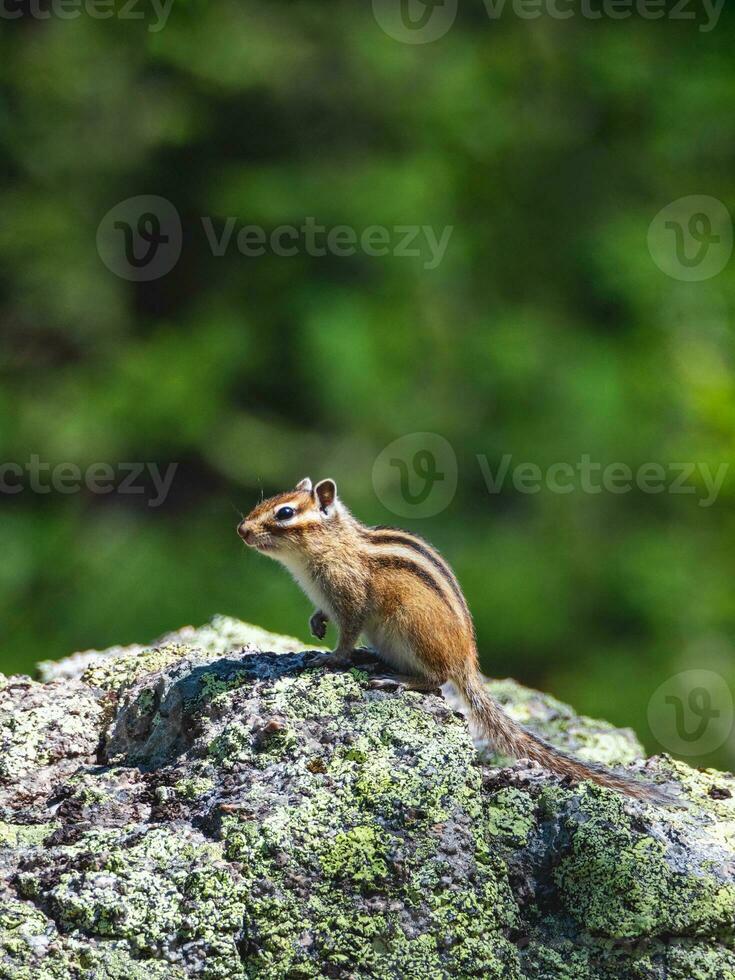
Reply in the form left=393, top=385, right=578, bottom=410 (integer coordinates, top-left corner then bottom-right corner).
left=237, top=521, right=255, bottom=544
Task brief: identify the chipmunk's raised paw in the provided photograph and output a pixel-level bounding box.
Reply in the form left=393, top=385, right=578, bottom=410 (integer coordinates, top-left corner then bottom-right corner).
left=309, top=610, right=328, bottom=640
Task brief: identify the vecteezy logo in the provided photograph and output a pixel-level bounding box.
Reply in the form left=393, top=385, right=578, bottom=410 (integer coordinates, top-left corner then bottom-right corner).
left=372, top=433, right=457, bottom=517
left=648, top=195, right=732, bottom=282
left=666, top=213, right=720, bottom=270
left=371, top=0, right=457, bottom=43
left=399, top=0, right=446, bottom=30
left=648, top=669, right=734, bottom=757
left=665, top=687, right=719, bottom=743
left=115, top=212, right=170, bottom=269
left=96, top=195, right=182, bottom=281
left=391, top=449, right=444, bottom=505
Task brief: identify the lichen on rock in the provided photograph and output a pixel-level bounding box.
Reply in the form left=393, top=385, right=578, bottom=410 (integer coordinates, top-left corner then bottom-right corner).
left=1, top=615, right=734, bottom=978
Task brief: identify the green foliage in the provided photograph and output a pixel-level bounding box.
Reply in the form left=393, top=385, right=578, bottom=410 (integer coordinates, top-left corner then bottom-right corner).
left=0, top=5, right=734, bottom=772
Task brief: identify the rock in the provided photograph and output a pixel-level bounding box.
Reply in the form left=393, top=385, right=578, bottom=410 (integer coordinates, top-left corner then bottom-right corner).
left=1, top=616, right=734, bottom=979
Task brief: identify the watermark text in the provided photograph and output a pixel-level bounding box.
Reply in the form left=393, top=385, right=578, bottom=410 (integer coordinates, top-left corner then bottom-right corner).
left=0, top=0, right=175, bottom=32
left=477, top=454, right=729, bottom=508
left=0, top=456, right=178, bottom=508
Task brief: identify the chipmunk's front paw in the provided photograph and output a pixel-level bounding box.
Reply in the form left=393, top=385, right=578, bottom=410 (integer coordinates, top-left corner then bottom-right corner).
left=309, top=609, right=328, bottom=640
left=306, top=650, right=354, bottom=670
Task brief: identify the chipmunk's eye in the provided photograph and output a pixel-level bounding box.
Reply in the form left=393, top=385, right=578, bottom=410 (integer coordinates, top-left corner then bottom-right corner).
left=275, top=506, right=295, bottom=522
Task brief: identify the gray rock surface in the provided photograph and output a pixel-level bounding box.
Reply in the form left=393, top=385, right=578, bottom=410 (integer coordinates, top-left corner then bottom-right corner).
left=1, top=616, right=734, bottom=979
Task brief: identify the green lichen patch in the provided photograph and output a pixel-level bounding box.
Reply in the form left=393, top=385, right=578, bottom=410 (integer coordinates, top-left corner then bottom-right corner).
left=485, top=787, right=537, bottom=847
left=17, top=826, right=247, bottom=979
left=199, top=669, right=249, bottom=701
left=0, top=893, right=190, bottom=980
left=664, top=940, right=735, bottom=979
left=520, top=935, right=735, bottom=979
left=82, top=644, right=189, bottom=693
left=320, top=826, right=391, bottom=888
left=64, top=772, right=111, bottom=806
left=553, top=786, right=735, bottom=941
left=0, top=899, right=61, bottom=978
left=0, top=821, right=57, bottom=849
left=173, top=775, right=215, bottom=799
left=208, top=721, right=253, bottom=767
left=346, top=699, right=479, bottom=824
left=268, top=669, right=366, bottom=720
left=0, top=676, right=102, bottom=807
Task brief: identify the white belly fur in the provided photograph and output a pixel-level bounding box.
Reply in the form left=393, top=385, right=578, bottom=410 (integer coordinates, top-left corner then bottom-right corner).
left=277, top=554, right=335, bottom=618
left=364, top=619, right=428, bottom=678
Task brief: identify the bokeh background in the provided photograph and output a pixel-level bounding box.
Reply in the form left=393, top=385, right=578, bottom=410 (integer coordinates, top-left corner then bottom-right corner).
left=1, top=1, right=734, bottom=770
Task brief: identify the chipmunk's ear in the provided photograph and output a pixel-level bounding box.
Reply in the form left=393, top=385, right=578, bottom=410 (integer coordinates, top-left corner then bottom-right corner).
left=314, top=479, right=337, bottom=513
left=294, top=477, right=312, bottom=493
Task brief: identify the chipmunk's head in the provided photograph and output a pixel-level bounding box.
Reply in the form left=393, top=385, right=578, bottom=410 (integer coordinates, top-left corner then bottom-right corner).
left=237, top=477, right=339, bottom=558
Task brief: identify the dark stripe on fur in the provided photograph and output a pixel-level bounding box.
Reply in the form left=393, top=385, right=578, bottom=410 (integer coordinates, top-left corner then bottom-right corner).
left=365, top=527, right=469, bottom=617
left=267, top=519, right=319, bottom=536
left=370, top=554, right=455, bottom=611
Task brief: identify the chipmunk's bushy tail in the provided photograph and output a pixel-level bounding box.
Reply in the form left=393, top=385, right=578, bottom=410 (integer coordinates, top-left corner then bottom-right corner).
left=454, top=668, right=680, bottom=804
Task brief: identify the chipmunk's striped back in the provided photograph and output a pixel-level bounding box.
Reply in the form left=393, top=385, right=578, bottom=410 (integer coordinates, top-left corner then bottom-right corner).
left=360, top=525, right=472, bottom=628
left=363, top=526, right=470, bottom=615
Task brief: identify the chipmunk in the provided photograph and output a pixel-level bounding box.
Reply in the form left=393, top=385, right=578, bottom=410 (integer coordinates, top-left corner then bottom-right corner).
left=238, top=477, right=677, bottom=803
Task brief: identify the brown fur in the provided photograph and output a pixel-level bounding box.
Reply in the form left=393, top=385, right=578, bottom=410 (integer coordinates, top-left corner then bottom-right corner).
left=238, top=478, right=679, bottom=805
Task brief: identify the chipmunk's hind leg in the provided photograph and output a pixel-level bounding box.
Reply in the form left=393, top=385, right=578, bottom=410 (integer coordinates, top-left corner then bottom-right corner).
left=361, top=621, right=447, bottom=692
left=367, top=674, right=443, bottom=693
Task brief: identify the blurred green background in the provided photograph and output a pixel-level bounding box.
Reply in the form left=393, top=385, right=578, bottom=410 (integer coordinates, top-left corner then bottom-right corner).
left=1, top=1, right=734, bottom=770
